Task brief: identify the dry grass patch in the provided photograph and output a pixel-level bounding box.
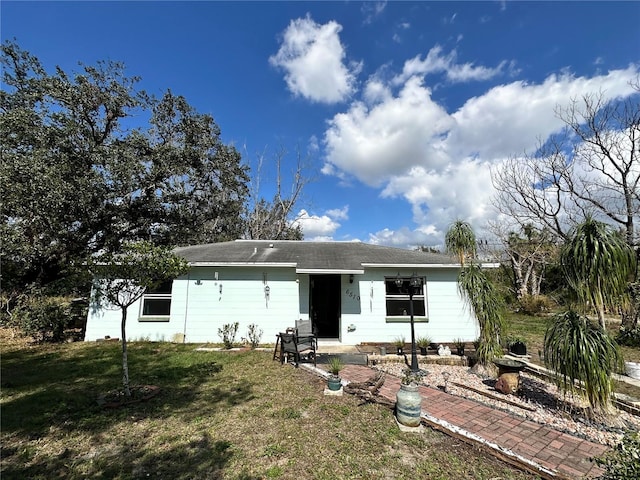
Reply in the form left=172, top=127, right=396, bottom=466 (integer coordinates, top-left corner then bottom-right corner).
left=1, top=334, right=538, bottom=479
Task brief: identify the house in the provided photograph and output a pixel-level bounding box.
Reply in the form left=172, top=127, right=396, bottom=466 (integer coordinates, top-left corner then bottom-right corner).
left=84, top=240, right=480, bottom=345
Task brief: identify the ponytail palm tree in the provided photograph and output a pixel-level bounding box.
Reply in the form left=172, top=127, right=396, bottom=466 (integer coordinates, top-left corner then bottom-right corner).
left=545, top=217, right=632, bottom=414
left=458, top=263, right=504, bottom=367
left=445, top=220, right=477, bottom=266
left=446, top=220, right=503, bottom=372
left=561, top=217, right=637, bottom=329
left=544, top=310, right=623, bottom=414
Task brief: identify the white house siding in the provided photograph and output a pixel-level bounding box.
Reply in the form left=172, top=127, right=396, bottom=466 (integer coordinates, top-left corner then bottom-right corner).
left=174, top=267, right=300, bottom=344
left=85, top=267, right=301, bottom=343
left=339, top=268, right=478, bottom=345
left=423, top=270, right=479, bottom=343
left=84, top=278, right=189, bottom=342
left=85, top=266, right=478, bottom=345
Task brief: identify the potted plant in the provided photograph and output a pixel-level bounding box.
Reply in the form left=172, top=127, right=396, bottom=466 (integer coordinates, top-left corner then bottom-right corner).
left=508, top=336, right=527, bottom=356
left=394, top=336, right=406, bottom=355
left=454, top=338, right=465, bottom=356
left=327, top=356, right=344, bottom=391
left=417, top=336, right=431, bottom=355
left=396, top=370, right=422, bottom=428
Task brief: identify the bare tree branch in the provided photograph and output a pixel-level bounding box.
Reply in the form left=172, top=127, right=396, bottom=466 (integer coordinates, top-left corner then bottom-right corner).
left=244, top=145, right=312, bottom=240
left=492, top=87, right=640, bottom=248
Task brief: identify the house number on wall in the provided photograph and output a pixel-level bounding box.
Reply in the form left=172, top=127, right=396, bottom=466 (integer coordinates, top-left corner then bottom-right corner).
left=345, top=289, right=360, bottom=301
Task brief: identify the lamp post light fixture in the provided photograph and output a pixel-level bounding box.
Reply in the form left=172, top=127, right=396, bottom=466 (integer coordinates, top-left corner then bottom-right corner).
left=395, top=272, right=424, bottom=374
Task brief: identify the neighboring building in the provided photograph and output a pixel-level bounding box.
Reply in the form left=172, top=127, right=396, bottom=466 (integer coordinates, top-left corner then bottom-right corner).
left=84, top=240, right=480, bottom=345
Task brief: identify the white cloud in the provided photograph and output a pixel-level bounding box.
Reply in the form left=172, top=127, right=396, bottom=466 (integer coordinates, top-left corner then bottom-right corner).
left=380, top=159, right=497, bottom=238
left=269, top=15, right=360, bottom=104
left=367, top=225, right=440, bottom=249
left=362, top=1, right=387, bottom=24
left=326, top=206, right=349, bottom=220
left=294, top=207, right=349, bottom=240
left=363, top=77, right=392, bottom=104
left=324, top=76, right=453, bottom=186
left=322, top=59, right=640, bottom=247
left=393, top=45, right=509, bottom=85
left=441, top=12, right=458, bottom=25
left=446, top=66, right=639, bottom=160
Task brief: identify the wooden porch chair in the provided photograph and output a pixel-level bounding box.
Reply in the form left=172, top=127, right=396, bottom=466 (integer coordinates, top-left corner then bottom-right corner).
left=279, top=332, right=317, bottom=367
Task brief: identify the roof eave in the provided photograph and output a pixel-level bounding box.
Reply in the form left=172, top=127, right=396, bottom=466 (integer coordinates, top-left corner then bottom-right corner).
left=296, top=269, right=365, bottom=274
left=361, top=263, right=461, bottom=268
left=188, top=262, right=298, bottom=268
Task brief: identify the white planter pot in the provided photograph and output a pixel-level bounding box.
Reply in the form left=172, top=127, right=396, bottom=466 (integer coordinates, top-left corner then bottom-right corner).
left=625, top=361, right=640, bottom=380
left=396, top=383, right=422, bottom=427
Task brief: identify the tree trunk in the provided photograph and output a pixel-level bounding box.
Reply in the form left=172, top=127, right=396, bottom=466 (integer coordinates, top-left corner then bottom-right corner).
left=522, top=261, right=533, bottom=297
left=621, top=283, right=640, bottom=330
left=121, top=307, right=131, bottom=396
left=511, top=256, right=526, bottom=300
left=532, top=267, right=544, bottom=297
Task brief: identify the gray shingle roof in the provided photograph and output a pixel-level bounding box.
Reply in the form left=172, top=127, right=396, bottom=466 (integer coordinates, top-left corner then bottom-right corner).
left=174, top=240, right=458, bottom=272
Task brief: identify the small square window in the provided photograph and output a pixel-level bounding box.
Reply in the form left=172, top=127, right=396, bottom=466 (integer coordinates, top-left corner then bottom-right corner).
left=142, top=298, right=171, bottom=316
left=140, top=280, right=173, bottom=320
left=384, top=277, right=427, bottom=318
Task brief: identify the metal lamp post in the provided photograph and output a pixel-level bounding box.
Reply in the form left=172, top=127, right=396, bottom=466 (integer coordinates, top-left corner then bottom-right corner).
left=395, top=273, right=423, bottom=374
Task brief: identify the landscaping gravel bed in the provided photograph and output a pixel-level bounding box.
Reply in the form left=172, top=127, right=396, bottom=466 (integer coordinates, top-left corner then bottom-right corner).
left=374, top=363, right=640, bottom=447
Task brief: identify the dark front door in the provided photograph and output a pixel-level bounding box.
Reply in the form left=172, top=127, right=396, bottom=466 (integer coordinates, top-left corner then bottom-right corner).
left=310, top=275, right=341, bottom=339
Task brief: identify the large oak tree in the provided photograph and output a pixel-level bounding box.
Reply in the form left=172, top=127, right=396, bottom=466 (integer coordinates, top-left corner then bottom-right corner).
left=1, top=41, right=249, bottom=293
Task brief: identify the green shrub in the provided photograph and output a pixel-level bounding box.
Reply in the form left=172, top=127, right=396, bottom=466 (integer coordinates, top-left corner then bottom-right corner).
left=518, top=294, right=555, bottom=315
left=616, top=326, right=640, bottom=347
left=218, top=322, right=239, bottom=349
left=593, top=431, right=640, bottom=479
left=10, top=296, right=73, bottom=343
left=328, top=356, right=344, bottom=375
left=246, top=323, right=263, bottom=349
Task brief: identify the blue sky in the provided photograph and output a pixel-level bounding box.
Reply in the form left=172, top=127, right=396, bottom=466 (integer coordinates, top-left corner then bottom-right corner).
left=3, top=1, right=639, bottom=248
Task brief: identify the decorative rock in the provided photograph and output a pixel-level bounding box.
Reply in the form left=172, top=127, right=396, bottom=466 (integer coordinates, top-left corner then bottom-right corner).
left=374, top=362, right=640, bottom=448
left=495, top=373, right=520, bottom=395
left=625, top=361, right=640, bottom=380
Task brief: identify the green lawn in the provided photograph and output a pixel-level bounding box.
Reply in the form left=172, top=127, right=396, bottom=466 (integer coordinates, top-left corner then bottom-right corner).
left=1, top=332, right=538, bottom=480
left=503, top=311, right=640, bottom=399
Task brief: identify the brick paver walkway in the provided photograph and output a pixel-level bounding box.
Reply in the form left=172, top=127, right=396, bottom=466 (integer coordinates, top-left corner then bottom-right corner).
left=339, top=364, right=609, bottom=479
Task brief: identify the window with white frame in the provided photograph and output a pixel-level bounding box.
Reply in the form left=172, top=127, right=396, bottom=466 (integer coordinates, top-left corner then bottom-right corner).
left=384, top=276, right=426, bottom=317
left=140, top=280, right=172, bottom=320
